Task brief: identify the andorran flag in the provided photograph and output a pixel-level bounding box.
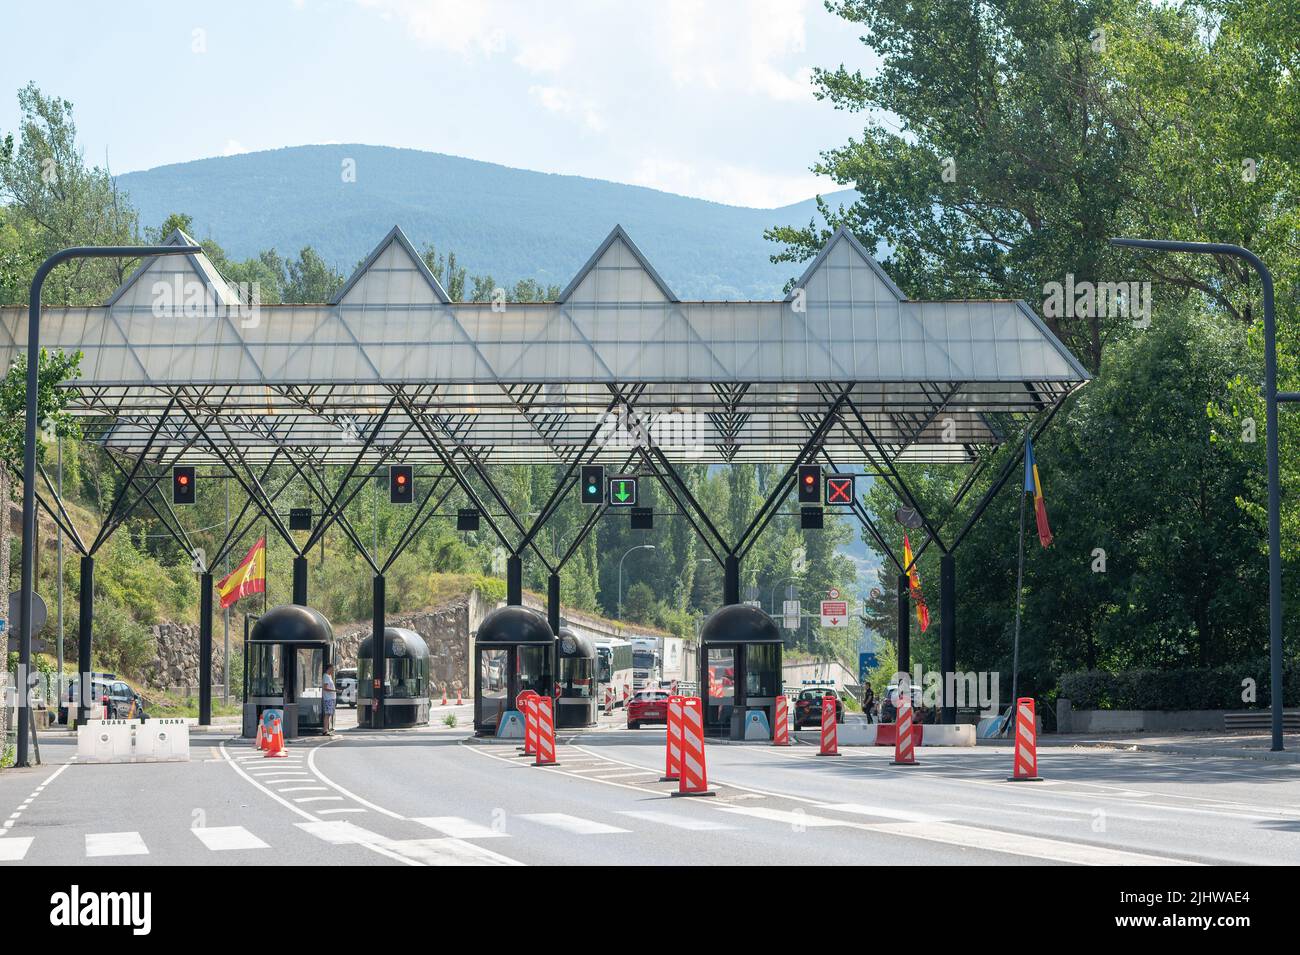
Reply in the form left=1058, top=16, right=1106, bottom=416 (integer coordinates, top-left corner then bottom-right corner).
left=902, top=533, right=931, bottom=633
left=217, top=537, right=266, bottom=609
left=1024, top=437, right=1054, bottom=548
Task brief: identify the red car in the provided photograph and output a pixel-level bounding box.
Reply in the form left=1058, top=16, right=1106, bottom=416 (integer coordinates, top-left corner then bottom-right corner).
left=627, top=688, right=671, bottom=729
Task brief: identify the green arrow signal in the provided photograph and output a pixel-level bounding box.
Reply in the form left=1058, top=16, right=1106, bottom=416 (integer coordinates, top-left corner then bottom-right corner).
left=615, top=481, right=630, bottom=502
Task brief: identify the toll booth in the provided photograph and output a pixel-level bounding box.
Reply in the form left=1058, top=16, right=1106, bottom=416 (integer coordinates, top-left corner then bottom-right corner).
left=473, top=605, right=555, bottom=736
left=242, top=604, right=334, bottom=739
left=556, top=627, right=597, bottom=728
left=698, top=603, right=783, bottom=739
left=357, top=627, right=431, bottom=729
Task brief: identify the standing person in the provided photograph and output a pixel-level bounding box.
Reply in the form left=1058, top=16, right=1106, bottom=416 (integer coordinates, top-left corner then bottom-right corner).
left=860, top=684, right=875, bottom=723
left=321, top=663, right=337, bottom=736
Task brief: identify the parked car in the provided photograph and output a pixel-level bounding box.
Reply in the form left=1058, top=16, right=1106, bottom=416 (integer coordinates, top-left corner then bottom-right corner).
left=60, top=677, right=138, bottom=722
left=626, top=688, right=671, bottom=729
left=337, top=669, right=358, bottom=708
left=794, top=687, right=845, bottom=729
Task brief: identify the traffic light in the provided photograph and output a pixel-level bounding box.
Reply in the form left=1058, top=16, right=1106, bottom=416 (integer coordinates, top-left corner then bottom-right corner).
left=580, top=464, right=604, bottom=505
left=797, top=464, right=821, bottom=504
left=389, top=464, right=413, bottom=504
left=172, top=466, right=195, bottom=505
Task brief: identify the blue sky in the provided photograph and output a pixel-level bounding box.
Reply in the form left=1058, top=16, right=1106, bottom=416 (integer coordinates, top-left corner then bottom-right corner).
left=1, top=0, right=878, bottom=208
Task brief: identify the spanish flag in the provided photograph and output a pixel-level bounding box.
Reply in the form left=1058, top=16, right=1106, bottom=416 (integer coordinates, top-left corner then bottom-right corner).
left=217, top=537, right=266, bottom=609
left=1024, top=437, right=1053, bottom=548
left=902, top=533, right=930, bottom=633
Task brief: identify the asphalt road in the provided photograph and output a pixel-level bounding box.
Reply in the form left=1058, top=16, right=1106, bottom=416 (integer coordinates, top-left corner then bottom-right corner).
left=4, top=713, right=1299, bottom=866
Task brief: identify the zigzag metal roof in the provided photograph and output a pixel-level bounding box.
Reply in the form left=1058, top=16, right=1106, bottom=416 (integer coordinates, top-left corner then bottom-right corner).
left=0, top=224, right=1087, bottom=465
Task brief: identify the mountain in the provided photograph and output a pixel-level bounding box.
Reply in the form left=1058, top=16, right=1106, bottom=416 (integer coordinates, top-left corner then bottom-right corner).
left=115, top=145, right=856, bottom=300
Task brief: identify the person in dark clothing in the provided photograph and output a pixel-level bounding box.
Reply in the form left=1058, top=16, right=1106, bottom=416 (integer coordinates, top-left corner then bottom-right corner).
left=860, top=685, right=875, bottom=723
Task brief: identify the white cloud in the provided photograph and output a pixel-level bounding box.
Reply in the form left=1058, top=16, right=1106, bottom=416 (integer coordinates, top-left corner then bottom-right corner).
left=353, top=0, right=506, bottom=56
left=222, top=139, right=248, bottom=156
left=528, top=85, right=605, bottom=133
left=629, top=156, right=835, bottom=208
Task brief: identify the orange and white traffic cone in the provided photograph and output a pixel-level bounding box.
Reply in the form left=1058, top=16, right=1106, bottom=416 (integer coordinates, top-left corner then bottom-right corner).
left=456, top=686, right=463, bottom=706
left=773, top=694, right=790, bottom=746
left=1007, top=697, right=1042, bottom=782
left=662, top=695, right=684, bottom=781
left=263, top=717, right=288, bottom=758
left=891, top=697, right=918, bottom=766
left=817, top=694, right=839, bottom=756
left=532, top=697, right=558, bottom=767
left=517, top=690, right=538, bottom=756
left=254, top=722, right=266, bottom=750
left=672, top=698, right=714, bottom=797
left=441, top=684, right=448, bottom=706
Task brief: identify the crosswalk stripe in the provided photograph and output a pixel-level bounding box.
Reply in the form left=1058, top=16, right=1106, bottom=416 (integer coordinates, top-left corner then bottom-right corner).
left=275, top=786, right=329, bottom=793
left=294, top=796, right=344, bottom=803
left=412, top=816, right=509, bottom=839
left=0, top=837, right=34, bottom=861
left=383, top=838, right=521, bottom=866
left=85, top=831, right=149, bottom=857
left=518, top=813, right=630, bottom=835
left=295, top=821, right=388, bottom=845
left=316, top=808, right=368, bottom=815
left=716, top=806, right=849, bottom=828
left=616, top=810, right=738, bottom=831
left=191, top=826, right=269, bottom=851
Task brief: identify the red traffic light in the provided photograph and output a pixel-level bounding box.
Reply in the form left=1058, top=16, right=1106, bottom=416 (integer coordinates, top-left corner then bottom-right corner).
left=396, top=473, right=407, bottom=485
left=797, top=464, right=822, bottom=504
left=177, top=474, right=189, bottom=486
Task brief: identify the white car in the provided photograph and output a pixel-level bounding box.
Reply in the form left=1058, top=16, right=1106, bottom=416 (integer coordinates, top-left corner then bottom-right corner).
left=337, top=670, right=358, bottom=708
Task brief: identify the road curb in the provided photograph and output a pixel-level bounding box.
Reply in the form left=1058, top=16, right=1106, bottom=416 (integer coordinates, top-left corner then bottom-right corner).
left=1072, top=739, right=1300, bottom=763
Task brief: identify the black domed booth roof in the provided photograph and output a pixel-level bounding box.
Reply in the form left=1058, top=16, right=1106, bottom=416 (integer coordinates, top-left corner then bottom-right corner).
left=249, top=604, right=334, bottom=645
left=475, top=605, right=555, bottom=645
left=699, top=603, right=782, bottom=645
left=557, top=627, right=595, bottom=659
left=358, top=627, right=429, bottom=659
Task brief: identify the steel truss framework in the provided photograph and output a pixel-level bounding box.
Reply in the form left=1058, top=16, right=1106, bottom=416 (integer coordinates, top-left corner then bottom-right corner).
left=4, top=224, right=1088, bottom=727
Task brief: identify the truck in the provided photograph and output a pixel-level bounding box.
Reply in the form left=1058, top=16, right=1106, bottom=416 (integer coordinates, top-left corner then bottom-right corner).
left=629, top=636, right=660, bottom=690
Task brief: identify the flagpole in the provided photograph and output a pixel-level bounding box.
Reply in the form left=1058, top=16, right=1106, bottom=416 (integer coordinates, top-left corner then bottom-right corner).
left=1006, top=481, right=1028, bottom=737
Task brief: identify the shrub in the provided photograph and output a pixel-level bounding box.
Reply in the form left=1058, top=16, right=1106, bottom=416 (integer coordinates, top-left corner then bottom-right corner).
left=1059, top=659, right=1300, bottom=710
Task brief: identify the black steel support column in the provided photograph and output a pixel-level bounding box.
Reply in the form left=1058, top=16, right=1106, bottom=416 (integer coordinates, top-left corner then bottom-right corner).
left=724, top=555, right=741, bottom=605
left=897, top=574, right=910, bottom=678
left=547, top=573, right=561, bottom=635
left=507, top=556, right=523, bottom=605
left=292, top=556, right=308, bottom=605
left=199, top=573, right=213, bottom=726
left=77, top=555, right=94, bottom=724
left=372, top=574, right=385, bottom=730
left=940, top=554, right=956, bottom=725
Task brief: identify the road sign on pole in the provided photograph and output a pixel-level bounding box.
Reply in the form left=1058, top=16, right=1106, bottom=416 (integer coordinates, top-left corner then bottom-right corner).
left=820, top=599, right=848, bottom=627
left=782, top=599, right=801, bottom=630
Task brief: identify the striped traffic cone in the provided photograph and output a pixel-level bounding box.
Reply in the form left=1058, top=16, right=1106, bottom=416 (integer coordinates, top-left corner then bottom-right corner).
left=773, top=694, right=790, bottom=746
left=1007, top=697, right=1042, bottom=782
left=817, top=694, right=839, bottom=756
left=671, top=698, right=714, bottom=797
left=891, top=697, right=918, bottom=766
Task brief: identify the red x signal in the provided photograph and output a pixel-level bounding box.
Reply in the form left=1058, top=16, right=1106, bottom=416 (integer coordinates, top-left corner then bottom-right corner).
left=825, top=475, right=855, bottom=505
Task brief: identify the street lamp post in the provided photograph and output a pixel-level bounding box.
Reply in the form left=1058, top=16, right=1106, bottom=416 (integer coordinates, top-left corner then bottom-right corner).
left=1112, top=238, right=1294, bottom=752
left=617, top=544, right=656, bottom=620
left=15, top=244, right=201, bottom=768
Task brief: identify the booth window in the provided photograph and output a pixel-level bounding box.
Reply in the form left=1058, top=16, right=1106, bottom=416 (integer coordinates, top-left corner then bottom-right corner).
left=386, top=655, right=427, bottom=699
left=745, top=643, right=781, bottom=698
left=559, top=657, right=593, bottom=698
left=479, top=648, right=508, bottom=727
left=248, top=644, right=284, bottom=697
left=516, top=646, right=551, bottom=695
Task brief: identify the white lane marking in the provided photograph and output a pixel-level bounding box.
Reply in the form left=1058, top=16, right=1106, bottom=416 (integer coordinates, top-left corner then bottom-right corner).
left=717, top=806, right=850, bottom=828
left=305, top=742, right=403, bottom=819
left=192, top=826, right=269, bottom=851
left=85, top=831, right=149, bottom=857
left=294, top=796, right=344, bottom=803
left=412, top=816, right=509, bottom=839
left=296, top=822, right=518, bottom=865
left=384, top=838, right=521, bottom=866
left=316, top=808, right=368, bottom=814
left=617, top=810, right=738, bottom=831
left=220, top=742, right=418, bottom=867
left=865, top=820, right=1200, bottom=866
left=274, top=786, right=330, bottom=793
left=518, top=813, right=630, bottom=835
left=297, top=821, right=388, bottom=845
left=0, top=837, right=33, bottom=861
left=815, top=803, right=948, bottom=824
